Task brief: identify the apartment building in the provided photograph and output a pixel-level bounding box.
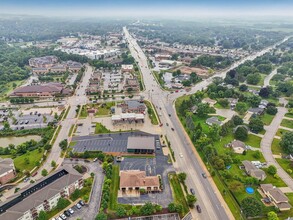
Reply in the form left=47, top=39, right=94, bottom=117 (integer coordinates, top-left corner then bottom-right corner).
left=0, top=158, right=16, bottom=184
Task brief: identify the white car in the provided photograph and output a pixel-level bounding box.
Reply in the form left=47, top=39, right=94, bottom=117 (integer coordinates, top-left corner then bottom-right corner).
left=68, top=208, right=74, bottom=214
left=60, top=214, right=66, bottom=220
left=179, top=153, right=183, bottom=158
left=76, top=203, right=82, bottom=209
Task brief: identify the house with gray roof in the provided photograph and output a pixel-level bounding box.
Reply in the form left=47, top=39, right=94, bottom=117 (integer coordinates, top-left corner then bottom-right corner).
left=127, top=136, right=155, bottom=154
left=206, top=117, right=223, bottom=126
left=242, top=160, right=266, bottom=180
left=121, top=100, right=146, bottom=113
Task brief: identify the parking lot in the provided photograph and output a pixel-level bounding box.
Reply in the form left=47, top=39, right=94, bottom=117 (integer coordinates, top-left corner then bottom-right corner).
left=117, top=150, right=174, bottom=207
left=72, top=131, right=159, bottom=153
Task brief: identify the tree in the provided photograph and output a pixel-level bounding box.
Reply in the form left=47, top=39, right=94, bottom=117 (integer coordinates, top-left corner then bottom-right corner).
left=178, top=172, right=187, bottom=183
left=59, top=139, right=68, bottom=151
left=267, top=211, right=279, bottom=220
left=140, top=202, right=155, bottom=215
left=196, top=103, right=209, bottom=118
left=247, top=73, right=261, bottom=85
left=228, top=180, right=244, bottom=192
left=41, top=169, right=48, bottom=177
left=51, top=160, right=56, bottom=168
left=3, top=122, right=11, bottom=131
left=267, top=106, right=278, bottom=115
left=24, top=157, right=30, bottom=165
left=168, top=203, right=177, bottom=212
left=268, top=165, right=277, bottom=175
left=37, top=210, right=48, bottom=220
left=218, top=99, right=229, bottom=108
left=235, top=102, right=248, bottom=115
left=259, top=87, right=271, bottom=98
left=234, top=126, right=248, bottom=141
left=212, top=156, right=225, bottom=170
left=239, top=84, right=248, bottom=92
left=232, top=115, right=243, bottom=126
left=186, top=194, right=197, bottom=207
left=95, top=212, right=107, bottom=220
left=116, top=205, right=127, bottom=217
left=241, top=197, right=262, bottom=217
left=249, top=117, right=264, bottom=133
left=208, top=124, right=221, bottom=141
left=56, top=198, right=68, bottom=210
left=280, top=131, right=293, bottom=154
left=70, top=189, right=81, bottom=201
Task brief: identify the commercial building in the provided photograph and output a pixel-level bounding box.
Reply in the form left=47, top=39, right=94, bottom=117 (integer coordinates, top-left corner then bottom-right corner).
left=124, top=77, right=140, bottom=91
left=0, top=158, right=16, bottom=185
left=127, top=136, right=155, bottom=154
left=10, top=83, right=72, bottom=98
left=111, top=113, right=145, bottom=124
left=29, top=56, right=58, bottom=68
left=260, top=184, right=291, bottom=211
left=120, top=100, right=146, bottom=113
left=121, top=64, right=134, bottom=73
left=119, top=170, right=160, bottom=193
left=0, top=166, right=83, bottom=220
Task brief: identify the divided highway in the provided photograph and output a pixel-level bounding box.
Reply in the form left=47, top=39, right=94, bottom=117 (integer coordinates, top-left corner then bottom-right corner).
left=123, top=27, right=291, bottom=220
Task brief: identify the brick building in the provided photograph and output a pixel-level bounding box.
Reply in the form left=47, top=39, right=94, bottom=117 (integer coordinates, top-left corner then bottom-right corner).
left=0, top=158, right=16, bottom=184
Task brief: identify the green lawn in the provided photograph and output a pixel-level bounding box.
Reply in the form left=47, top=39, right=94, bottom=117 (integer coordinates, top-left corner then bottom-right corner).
left=79, top=105, right=88, bottom=118
left=276, top=158, right=293, bottom=178
left=68, top=125, right=75, bottom=136
left=95, top=123, right=110, bottom=134
left=109, top=165, right=119, bottom=210
left=214, top=103, right=229, bottom=109
left=271, top=139, right=283, bottom=155
left=261, top=113, right=275, bottom=126
left=144, top=100, right=159, bottom=125
left=14, top=148, right=44, bottom=173
left=262, top=168, right=287, bottom=187
left=46, top=199, right=71, bottom=220
left=69, top=141, right=77, bottom=147
left=276, top=128, right=289, bottom=137
left=281, top=119, right=293, bottom=129
left=245, top=134, right=262, bottom=148
left=169, top=173, right=189, bottom=216
left=0, top=80, right=24, bottom=99
left=285, top=113, right=293, bottom=119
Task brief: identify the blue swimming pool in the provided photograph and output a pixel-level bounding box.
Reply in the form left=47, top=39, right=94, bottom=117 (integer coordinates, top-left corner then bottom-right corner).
left=246, top=187, right=254, bottom=194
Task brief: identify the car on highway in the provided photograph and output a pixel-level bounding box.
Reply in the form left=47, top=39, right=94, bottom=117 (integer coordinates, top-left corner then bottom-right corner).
left=171, top=128, right=174, bottom=131
left=179, top=153, right=183, bottom=158
left=190, top=188, right=195, bottom=195
left=202, top=173, right=207, bottom=178
left=196, top=205, right=202, bottom=213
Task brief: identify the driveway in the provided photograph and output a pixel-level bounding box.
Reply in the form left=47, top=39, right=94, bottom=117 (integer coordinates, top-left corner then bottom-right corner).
left=62, top=159, right=104, bottom=220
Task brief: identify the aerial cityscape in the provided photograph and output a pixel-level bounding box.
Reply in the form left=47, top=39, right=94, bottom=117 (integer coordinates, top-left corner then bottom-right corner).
left=1, top=0, right=293, bottom=220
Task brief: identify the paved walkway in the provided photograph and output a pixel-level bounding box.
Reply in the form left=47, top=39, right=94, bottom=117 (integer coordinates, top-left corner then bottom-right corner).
left=260, top=105, right=293, bottom=189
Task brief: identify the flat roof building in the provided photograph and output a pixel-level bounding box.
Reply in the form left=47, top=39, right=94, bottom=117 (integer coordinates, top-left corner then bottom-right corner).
left=127, top=136, right=155, bottom=154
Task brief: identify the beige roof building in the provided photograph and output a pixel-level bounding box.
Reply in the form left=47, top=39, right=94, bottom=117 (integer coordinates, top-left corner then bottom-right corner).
left=260, top=184, right=291, bottom=211
left=119, top=170, right=160, bottom=192
left=229, top=140, right=246, bottom=154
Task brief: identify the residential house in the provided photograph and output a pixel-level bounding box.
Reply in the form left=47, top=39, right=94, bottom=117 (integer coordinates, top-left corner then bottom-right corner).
left=259, top=100, right=269, bottom=109
left=119, top=170, right=160, bottom=194
left=242, top=160, right=266, bottom=180
left=0, top=166, right=83, bottom=220
left=206, top=117, right=223, bottom=126
left=248, top=107, right=265, bottom=115
left=229, top=140, right=246, bottom=154
left=202, top=98, right=217, bottom=106
left=260, top=184, right=291, bottom=211
left=127, top=136, right=155, bottom=154
left=0, top=158, right=16, bottom=184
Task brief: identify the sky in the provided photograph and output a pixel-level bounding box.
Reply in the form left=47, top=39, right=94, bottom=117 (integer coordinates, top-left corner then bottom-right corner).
left=1, top=0, right=293, bottom=18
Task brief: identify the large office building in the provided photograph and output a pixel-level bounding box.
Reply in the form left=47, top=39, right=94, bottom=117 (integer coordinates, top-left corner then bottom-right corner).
left=0, top=166, right=83, bottom=220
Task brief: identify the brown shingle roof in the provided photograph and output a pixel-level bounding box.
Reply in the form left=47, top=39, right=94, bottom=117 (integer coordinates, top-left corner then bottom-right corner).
left=119, top=170, right=159, bottom=188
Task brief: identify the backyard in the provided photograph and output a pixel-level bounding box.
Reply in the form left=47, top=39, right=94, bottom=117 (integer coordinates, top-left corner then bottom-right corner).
left=281, top=119, right=293, bottom=129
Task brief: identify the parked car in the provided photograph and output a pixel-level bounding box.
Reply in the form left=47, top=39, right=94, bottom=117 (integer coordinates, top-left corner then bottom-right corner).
left=202, top=173, right=207, bottom=178
left=25, top=120, right=29, bottom=124
left=79, top=200, right=85, bottom=206
left=60, top=214, right=67, bottom=220
left=93, top=158, right=98, bottom=162
left=64, top=210, right=70, bottom=217
left=68, top=208, right=74, bottom=214
left=171, top=128, right=174, bottom=131
left=20, top=126, right=24, bottom=130
left=76, top=203, right=82, bottom=209
left=23, top=177, right=30, bottom=182
left=57, top=217, right=62, bottom=220
left=196, top=205, right=202, bottom=213
left=190, top=188, right=195, bottom=195
left=32, top=172, right=38, bottom=177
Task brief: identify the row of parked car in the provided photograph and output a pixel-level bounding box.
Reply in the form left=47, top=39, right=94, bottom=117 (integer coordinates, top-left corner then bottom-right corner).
left=52, top=200, right=85, bottom=220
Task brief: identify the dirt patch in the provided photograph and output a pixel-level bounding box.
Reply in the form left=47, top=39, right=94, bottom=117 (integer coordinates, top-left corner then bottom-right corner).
left=174, top=66, right=210, bottom=78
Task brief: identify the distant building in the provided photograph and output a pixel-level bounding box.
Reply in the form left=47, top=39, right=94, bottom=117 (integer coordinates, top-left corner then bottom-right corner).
left=127, top=136, right=155, bottom=154
left=124, top=77, right=140, bottom=91
left=121, top=64, right=134, bottom=73
left=248, top=108, right=265, bottom=115
left=0, top=158, right=16, bottom=184
left=154, top=54, right=172, bottom=61
left=0, top=166, right=83, bottom=220
left=120, top=100, right=146, bottom=113
left=206, top=117, right=223, bottom=126
left=65, top=60, right=83, bottom=73
left=119, top=170, right=160, bottom=193
left=10, top=83, right=72, bottom=98
left=49, top=65, right=67, bottom=73
left=242, top=160, right=266, bottom=180
left=260, top=184, right=291, bottom=211
left=29, top=56, right=58, bottom=68
left=111, top=113, right=144, bottom=125
left=32, top=67, right=49, bottom=74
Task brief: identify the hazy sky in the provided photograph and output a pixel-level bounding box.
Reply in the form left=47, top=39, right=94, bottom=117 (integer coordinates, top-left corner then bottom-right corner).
left=1, top=0, right=293, bottom=18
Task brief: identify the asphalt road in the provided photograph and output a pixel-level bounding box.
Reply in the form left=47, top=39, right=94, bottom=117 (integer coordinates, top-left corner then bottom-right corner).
left=123, top=27, right=291, bottom=220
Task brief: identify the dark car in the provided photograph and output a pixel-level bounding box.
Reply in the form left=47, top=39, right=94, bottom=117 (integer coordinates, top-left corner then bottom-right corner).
left=171, top=128, right=174, bottom=131
left=196, top=205, right=202, bottom=213
left=168, top=114, right=171, bottom=117
left=190, top=188, right=195, bottom=195
left=202, top=173, right=207, bottom=178
left=79, top=200, right=85, bottom=206
left=166, top=123, right=169, bottom=126
left=64, top=210, right=70, bottom=217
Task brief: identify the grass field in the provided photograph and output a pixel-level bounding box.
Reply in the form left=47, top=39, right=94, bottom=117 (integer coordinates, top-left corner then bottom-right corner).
left=95, top=102, right=115, bottom=116
left=276, top=128, right=289, bottom=137
left=0, top=80, right=24, bottom=100
left=246, top=134, right=262, bottom=148
left=144, top=100, right=159, bottom=125
left=95, top=123, right=110, bottom=134
left=285, top=113, right=293, bottom=119
left=276, top=158, right=293, bottom=178
left=262, top=168, right=287, bottom=187
left=109, top=165, right=119, bottom=210
left=281, top=119, right=293, bottom=129
left=79, top=105, right=88, bottom=118
left=261, top=113, right=275, bottom=126
left=169, top=173, right=189, bottom=216
left=271, top=138, right=283, bottom=155
left=14, top=148, right=44, bottom=173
